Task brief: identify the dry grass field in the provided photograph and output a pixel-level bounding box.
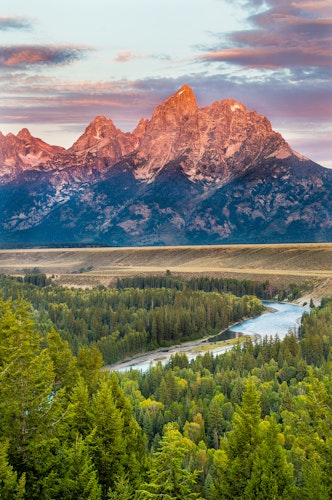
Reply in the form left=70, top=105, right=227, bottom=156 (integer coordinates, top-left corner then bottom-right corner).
left=0, top=243, right=331, bottom=300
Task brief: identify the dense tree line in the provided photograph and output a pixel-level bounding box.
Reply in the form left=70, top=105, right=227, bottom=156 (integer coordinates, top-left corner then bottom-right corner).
left=0, top=290, right=331, bottom=498
left=116, top=275, right=314, bottom=303
left=0, top=274, right=264, bottom=364
left=116, top=274, right=274, bottom=299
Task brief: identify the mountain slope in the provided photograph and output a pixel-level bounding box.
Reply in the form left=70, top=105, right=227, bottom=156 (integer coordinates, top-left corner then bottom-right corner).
left=0, top=85, right=331, bottom=247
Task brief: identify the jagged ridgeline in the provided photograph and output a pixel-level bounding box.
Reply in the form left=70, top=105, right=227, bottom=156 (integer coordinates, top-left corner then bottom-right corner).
left=0, top=85, right=331, bottom=246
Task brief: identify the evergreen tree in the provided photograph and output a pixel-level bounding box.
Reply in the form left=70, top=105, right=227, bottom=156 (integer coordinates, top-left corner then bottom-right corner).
left=47, top=329, right=80, bottom=394
left=136, top=423, right=202, bottom=499
left=244, top=417, right=295, bottom=499
left=88, top=379, right=125, bottom=498
left=207, top=394, right=225, bottom=449
left=108, top=475, right=135, bottom=500
left=77, top=345, right=103, bottom=393
left=0, top=441, right=25, bottom=500
left=211, top=380, right=261, bottom=499
left=42, top=434, right=102, bottom=499
left=0, top=298, right=55, bottom=491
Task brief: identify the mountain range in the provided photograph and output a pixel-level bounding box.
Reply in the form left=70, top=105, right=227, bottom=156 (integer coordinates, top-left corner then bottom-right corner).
left=0, top=84, right=331, bottom=247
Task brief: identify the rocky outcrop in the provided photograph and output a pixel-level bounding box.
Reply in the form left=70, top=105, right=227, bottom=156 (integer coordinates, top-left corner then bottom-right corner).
left=0, top=85, right=331, bottom=246
left=132, top=86, right=300, bottom=185
left=67, top=115, right=140, bottom=164
left=0, top=129, right=65, bottom=184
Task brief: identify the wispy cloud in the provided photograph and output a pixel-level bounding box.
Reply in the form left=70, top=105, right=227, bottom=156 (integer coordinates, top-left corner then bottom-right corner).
left=196, top=46, right=332, bottom=69
left=112, top=50, right=147, bottom=63
left=0, top=16, right=32, bottom=31
left=1, top=72, right=330, bottom=125
left=196, top=0, right=332, bottom=70
left=0, top=77, right=152, bottom=126
left=0, top=45, right=91, bottom=68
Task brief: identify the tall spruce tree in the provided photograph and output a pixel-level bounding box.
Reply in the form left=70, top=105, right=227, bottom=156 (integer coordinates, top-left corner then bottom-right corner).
left=210, top=380, right=261, bottom=499
left=0, top=298, right=55, bottom=492
left=136, top=423, right=202, bottom=499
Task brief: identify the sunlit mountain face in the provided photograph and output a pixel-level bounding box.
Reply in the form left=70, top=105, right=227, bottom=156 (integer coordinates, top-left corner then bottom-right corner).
left=0, top=85, right=331, bottom=247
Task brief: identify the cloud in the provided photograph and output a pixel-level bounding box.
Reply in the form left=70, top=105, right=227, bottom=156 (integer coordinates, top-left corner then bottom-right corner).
left=0, top=45, right=91, bottom=69
left=291, top=1, right=332, bottom=16
left=111, top=50, right=171, bottom=64
left=0, top=16, right=32, bottom=31
left=0, top=77, right=152, bottom=127
left=196, top=0, right=332, bottom=70
left=196, top=46, right=332, bottom=69
left=112, top=50, right=147, bottom=63
left=1, top=72, right=330, bottom=125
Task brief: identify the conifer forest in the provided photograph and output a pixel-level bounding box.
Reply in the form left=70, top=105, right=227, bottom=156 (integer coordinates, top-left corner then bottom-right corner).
left=0, top=272, right=331, bottom=499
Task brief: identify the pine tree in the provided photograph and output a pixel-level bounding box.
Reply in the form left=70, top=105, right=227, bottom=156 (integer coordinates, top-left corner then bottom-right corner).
left=136, top=423, right=201, bottom=499
left=244, top=417, right=295, bottom=499
left=47, top=329, right=80, bottom=394
left=0, top=298, right=55, bottom=486
left=88, top=378, right=125, bottom=499
left=42, top=434, right=102, bottom=499
left=70, top=377, right=92, bottom=437
left=109, top=373, right=147, bottom=484
left=207, top=394, right=225, bottom=449
left=77, top=344, right=104, bottom=394
left=0, top=440, right=25, bottom=500
left=108, top=475, right=134, bottom=500
left=211, top=380, right=262, bottom=499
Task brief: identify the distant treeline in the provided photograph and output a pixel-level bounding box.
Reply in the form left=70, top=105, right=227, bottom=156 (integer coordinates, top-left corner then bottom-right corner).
left=117, top=274, right=274, bottom=299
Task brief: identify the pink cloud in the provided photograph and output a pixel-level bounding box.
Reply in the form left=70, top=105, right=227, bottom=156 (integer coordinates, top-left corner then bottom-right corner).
left=291, top=1, right=332, bottom=16
left=112, top=50, right=147, bottom=63
left=0, top=16, right=32, bottom=30
left=196, top=0, right=332, bottom=70
left=0, top=45, right=91, bottom=68
left=197, top=46, right=332, bottom=68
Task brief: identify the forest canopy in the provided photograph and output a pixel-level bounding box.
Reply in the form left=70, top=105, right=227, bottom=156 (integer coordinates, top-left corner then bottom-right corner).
left=0, top=273, right=331, bottom=498
left=0, top=274, right=265, bottom=364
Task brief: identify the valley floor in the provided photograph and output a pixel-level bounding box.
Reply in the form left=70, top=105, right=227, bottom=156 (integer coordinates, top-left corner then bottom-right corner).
left=0, top=243, right=331, bottom=300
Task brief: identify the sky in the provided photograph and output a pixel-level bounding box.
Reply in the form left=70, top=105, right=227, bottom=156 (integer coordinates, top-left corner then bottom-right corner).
left=1, top=0, right=331, bottom=168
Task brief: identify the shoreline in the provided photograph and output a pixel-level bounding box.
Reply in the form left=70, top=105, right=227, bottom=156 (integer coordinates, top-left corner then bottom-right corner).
left=103, top=312, right=266, bottom=372
left=104, top=301, right=308, bottom=372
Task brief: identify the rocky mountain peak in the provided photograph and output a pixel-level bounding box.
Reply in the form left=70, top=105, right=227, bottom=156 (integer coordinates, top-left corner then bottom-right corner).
left=64, top=115, right=140, bottom=175
left=133, top=86, right=199, bottom=181
left=132, top=86, right=297, bottom=184
left=149, top=84, right=198, bottom=128
left=221, top=98, right=247, bottom=113
left=69, top=116, right=118, bottom=153
left=0, top=127, right=65, bottom=184
left=133, top=118, right=149, bottom=139
left=164, top=84, right=197, bottom=113
left=87, top=115, right=117, bottom=136
left=17, top=128, right=33, bottom=141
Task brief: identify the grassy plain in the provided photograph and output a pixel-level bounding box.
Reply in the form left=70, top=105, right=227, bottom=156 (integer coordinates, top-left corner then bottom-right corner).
left=0, top=243, right=331, bottom=301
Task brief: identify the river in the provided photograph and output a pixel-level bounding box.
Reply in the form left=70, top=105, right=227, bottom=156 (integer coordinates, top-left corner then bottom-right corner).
left=221, top=301, right=310, bottom=340
left=107, top=301, right=309, bottom=373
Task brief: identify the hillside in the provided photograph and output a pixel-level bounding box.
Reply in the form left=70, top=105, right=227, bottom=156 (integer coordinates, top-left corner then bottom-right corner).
left=0, top=243, right=331, bottom=300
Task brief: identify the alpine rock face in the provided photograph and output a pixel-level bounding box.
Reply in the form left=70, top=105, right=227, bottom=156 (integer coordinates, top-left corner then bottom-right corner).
left=0, top=85, right=331, bottom=247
